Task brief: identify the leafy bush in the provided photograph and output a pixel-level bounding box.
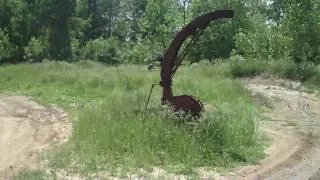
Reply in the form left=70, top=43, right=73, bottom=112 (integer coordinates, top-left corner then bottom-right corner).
left=0, top=29, right=15, bottom=62
left=81, top=36, right=122, bottom=65
left=229, top=57, right=318, bottom=83
left=235, top=29, right=291, bottom=60
left=124, top=41, right=152, bottom=64
left=70, top=38, right=82, bottom=60
left=69, top=17, right=91, bottom=60
left=305, top=65, right=320, bottom=88
left=23, top=37, right=47, bottom=62
left=291, top=41, right=320, bottom=65
left=268, top=30, right=292, bottom=60
left=268, top=59, right=317, bottom=81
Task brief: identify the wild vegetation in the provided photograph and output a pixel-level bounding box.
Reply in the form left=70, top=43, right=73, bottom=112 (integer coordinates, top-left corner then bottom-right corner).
left=2, top=59, right=318, bottom=178
left=1, top=61, right=265, bottom=177
left=1, top=0, right=320, bottom=66
left=1, top=0, right=320, bottom=178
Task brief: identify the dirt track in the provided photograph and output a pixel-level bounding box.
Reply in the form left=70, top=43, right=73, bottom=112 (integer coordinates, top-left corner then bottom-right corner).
left=225, top=77, right=320, bottom=180
left=0, top=96, right=71, bottom=179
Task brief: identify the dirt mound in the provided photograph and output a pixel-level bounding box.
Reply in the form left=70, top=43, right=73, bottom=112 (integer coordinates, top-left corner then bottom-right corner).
left=0, top=96, right=71, bottom=178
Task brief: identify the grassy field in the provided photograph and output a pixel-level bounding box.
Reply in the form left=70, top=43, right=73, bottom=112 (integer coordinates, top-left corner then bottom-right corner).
left=3, top=58, right=317, bottom=178
left=1, top=60, right=265, bottom=178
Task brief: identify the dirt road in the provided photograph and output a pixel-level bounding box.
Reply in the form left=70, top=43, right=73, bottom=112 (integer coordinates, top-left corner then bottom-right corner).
left=227, top=77, right=320, bottom=180
left=0, top=96, right=71, bottom=179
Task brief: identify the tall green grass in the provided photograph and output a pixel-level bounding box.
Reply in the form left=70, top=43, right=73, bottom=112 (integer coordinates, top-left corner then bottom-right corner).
left=12, top=170, right=49, bottom=180
left=230, top=58, right=320, bottom=89
left=0, top=61, right=264, bottom=177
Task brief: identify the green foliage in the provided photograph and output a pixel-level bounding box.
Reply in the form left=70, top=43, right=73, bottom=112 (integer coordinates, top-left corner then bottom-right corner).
left=139, top=0, right=179, bottom=52
left=305, top=65, right=320, bottom=89
left=268, top=59, right=318, bottom=81
left=69, top=17, right=91, bottom=57
left=230, top=57, right=267, bottom=77
left=268, top=28, right=292, bottom=59
left=235, top=13, right=291, bottom=60
left=197, top=106, right=261, bottom=163
left=23, top=37, right=48, bottom=62
left=0, top=29, right=15, bottom=61
left=0, top=62, right=264, bottom=176
left=13, top=170, right=48, bottom=180
left=230, top=57, right=319, bottom=83
left=1, top=0, right=320, bottom=66
left=235, top=32, right=255, bottom=57
left=283, top=0, right=320, bottom=64
left=124, top=41, right=152, bottom=63
left=82, top=36, right=122, bottom=64
left=47, top=0, right=74, bottom=60
left=0, top=0, right=49, bottom=61
left=187, top=0, right=252, bottom=61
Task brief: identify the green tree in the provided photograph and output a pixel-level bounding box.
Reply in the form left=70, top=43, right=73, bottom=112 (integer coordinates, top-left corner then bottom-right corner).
left=140, top=0, right=180, bottom=53
left=0, top=29, right=16, bottom=62
left=187, top=0, right=251, bottom=62
left=87, top=0, right=99, bottom=39
left=48, top=0, right=75, bottom=60
left=0, top=0, right=49, bottom=61
left=284, top=0, right=320, bottom=64
left=112, top=0, right=148, bottom=41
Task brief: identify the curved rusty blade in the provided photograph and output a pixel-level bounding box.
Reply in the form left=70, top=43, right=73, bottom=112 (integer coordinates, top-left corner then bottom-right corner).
left=160, top=9, right=234, bottom=106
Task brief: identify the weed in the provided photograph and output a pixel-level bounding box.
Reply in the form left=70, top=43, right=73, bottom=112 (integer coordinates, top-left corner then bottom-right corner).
left=228, top=58, right=319, bottom=90
left=230, top=58, right=267, bottom=78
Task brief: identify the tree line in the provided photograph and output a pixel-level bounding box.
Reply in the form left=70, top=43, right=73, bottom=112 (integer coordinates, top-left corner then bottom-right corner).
left=0, top=0, right=319, bottom=65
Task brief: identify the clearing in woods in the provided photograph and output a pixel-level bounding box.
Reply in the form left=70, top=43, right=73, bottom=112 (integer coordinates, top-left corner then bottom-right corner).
left=0, top=77, right=320, bottom=179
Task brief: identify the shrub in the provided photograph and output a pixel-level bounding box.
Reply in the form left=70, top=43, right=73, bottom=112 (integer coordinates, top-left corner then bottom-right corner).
left=230, top=57, right=267, bottom=77
left=70, top=38, right=82, bottom=60
left=124, top=41, right=153, bottom=64
left=81, top=36, right=122, bottom=65
left=268, top=59, right=317, bottom=81
left=0, top=29, right=15, bottom=62
left=306, top=65, right=320, bottom=87
left=23, top=37, right=47, bottom=62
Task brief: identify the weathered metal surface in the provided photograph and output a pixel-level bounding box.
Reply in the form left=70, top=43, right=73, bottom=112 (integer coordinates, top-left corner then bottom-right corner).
left=172, top=95, right=204, bottom=117
left=160, top=9, right=234, bottom=116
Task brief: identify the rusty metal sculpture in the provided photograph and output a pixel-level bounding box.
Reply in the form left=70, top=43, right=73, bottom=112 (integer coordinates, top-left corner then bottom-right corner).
left=146, top=9, right=234, bottom=117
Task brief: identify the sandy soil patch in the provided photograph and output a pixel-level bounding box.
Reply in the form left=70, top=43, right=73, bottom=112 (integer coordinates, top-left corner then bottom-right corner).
left=0, top=96, right=71, bottom=179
